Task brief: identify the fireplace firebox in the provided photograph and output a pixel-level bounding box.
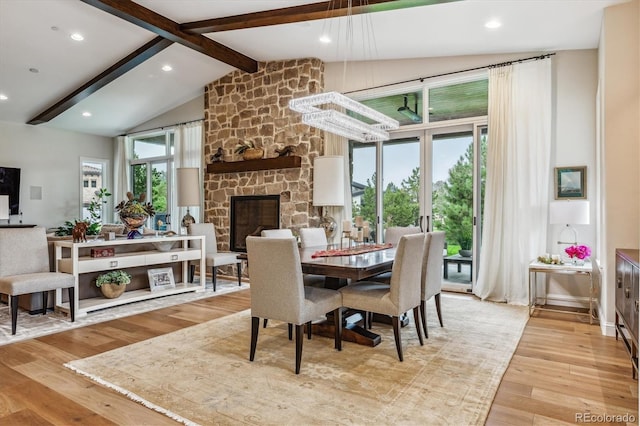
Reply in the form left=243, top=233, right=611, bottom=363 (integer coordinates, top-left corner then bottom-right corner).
left=230, top=195, right=280, bottom=252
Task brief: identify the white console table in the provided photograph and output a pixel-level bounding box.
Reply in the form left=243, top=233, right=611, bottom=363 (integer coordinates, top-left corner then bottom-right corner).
left=54, top=235, right=205, bottom=318
left=528, top=259, right=599, bottom=324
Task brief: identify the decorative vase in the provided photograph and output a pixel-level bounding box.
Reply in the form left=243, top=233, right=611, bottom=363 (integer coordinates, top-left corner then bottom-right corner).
left=100, top=283, right=126, bottom=299
left=242, top=148, right=264, bottom=160
left=459, top=249, right=472, bottom=257
left=119, top=213, right=148, bottom=238
left=571, top=257, right=585, bottom=266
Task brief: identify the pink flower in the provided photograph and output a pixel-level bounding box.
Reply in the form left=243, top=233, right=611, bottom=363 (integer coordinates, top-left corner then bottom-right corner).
left=565, top=245, right=591, bottom=260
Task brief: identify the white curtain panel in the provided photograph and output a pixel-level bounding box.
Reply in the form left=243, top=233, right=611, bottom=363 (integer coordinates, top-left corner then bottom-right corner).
left=112, top=135, right=131, bottom=221
left=173, top=121, right=203, bottom=232
left=324, top=131, right=352, bottom=239
left=474, top=59, right=552, bottom=305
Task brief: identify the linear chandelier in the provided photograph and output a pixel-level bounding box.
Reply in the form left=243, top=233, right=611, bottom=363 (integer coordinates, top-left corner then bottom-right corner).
left=289, top=91, right=399, bottom=142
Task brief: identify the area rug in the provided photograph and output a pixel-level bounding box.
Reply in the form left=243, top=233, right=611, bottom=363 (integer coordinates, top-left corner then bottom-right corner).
left=0, top=279, right=249, bottom=346
left=65, top=294, right=529, bottom=425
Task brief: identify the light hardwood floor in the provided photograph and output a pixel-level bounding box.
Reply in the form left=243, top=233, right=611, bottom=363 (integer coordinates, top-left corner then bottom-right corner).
left=0, top=290, right=637, bottom=425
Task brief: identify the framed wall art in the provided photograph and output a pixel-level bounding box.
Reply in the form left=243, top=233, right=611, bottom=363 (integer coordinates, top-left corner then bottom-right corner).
left=147, top=267, right=176, bottom=292
left=555, top=166, right=586, bottom=199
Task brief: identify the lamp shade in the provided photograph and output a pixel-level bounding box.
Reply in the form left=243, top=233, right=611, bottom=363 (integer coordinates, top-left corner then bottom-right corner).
left=549, top=200, right=590, bottom=225
left=313, top=156, right=345, bottom=207
left=176, top=167, right=201, bottom=207
left=0, top=195, right=8, bottom=220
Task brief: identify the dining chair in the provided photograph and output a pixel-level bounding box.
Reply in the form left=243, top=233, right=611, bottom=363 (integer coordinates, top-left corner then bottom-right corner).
left=0, top=227, right=75, bottom=335
left=260, top=229, right=294, bottom=238
left=340, top=233, right=425, bottom=361
left=299, top=227, right=327, bottom=248
left=246, top=236, right=343, bottom=374
left=419, top=231, right=446, bottom=338
left=187, top=223, right=242, bottom=291
left=384, top=226, right=421, bottom=245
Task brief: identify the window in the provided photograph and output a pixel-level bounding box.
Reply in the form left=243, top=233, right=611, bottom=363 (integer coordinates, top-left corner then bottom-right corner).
left=80, top=158, right=110, bottom=223
left=83, top=180, right=89, bottom=188
left=428, top=80, right=488, bottom=122
left=129, top=130, right=174, bottom=230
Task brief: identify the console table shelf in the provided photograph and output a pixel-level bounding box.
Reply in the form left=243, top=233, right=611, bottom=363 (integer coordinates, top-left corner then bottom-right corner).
left=54, top=235, right=206, bottom=318
left=206, top=155, right=301, bottom=173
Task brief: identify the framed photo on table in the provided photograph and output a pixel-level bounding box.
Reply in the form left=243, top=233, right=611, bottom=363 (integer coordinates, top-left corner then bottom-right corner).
left=555, top=166, right=586, bottom=199
left=147, top=267, right=175, bottom=292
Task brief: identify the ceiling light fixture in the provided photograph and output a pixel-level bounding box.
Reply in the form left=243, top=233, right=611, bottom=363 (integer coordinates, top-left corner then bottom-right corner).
left=161, top=64, right=173, bottom=72
left=397, top=94, right=422, bottom=123
left=82, top=111, right=92, bottom=117
left=290, top=92, right=399, bottom=142
left=485, top=19, right=502, bottom=29
left=319, top=35, right=331, bottom=44
left=0, top=94, right=8, bottom=101
left=70, top=33, right=84, bottom=41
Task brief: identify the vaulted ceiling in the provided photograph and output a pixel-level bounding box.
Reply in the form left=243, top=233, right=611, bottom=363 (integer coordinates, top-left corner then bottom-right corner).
left=0, top=0, right=628, bottom=137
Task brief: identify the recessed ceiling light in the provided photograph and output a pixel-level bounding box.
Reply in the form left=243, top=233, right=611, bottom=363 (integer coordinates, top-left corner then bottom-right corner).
left=0, top=94, right=8, bottom=101
left=161, top=64, right=173, bottom=72
left=319, top=35, right=331, bottom=44
left=82, top=111, right=92, bottom=117
left=485, top=19, right=502, bottom=29
left=70, top=33, right=84, bottom=41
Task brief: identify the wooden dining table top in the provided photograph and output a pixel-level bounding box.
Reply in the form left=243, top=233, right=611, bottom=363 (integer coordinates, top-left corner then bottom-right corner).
left=299, top=244, right=396, bottom=282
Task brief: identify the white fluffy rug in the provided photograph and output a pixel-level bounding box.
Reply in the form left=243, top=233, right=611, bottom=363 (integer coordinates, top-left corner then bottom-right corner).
left=0, top=279, right=249, bottom=346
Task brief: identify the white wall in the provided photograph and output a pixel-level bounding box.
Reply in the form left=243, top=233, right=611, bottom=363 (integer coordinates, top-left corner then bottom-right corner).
left=0, top=121, right=113, bottom=229
left=126, top=94, right=204, bottom=134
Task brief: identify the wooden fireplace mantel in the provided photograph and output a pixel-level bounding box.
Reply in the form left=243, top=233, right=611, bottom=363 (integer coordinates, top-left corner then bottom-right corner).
left=206, top=156, right=302, bottom=174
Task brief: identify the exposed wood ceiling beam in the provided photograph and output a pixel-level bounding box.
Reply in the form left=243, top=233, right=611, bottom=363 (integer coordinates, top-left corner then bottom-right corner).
left=181, top=0, right=460, bottom=33
left=27, top=37, right=173, bottom=125
left=80, top=0, right=258, bottom=73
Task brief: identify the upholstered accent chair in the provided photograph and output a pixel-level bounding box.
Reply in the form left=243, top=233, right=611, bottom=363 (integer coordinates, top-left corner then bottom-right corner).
left=260, top=229, right=294, bottom=238
left=0, top=226, right=75, bottom=335
left=384, top=226, right=422, bottom=245
left=187, top=223, right=242, bottom=291
left=340, top=233, right=425, bottom=361
left=419, top=231, right=446, bottom=338
left=246, top=236, right=343, bottom=374
left=299, top=227, right=328, bottom=248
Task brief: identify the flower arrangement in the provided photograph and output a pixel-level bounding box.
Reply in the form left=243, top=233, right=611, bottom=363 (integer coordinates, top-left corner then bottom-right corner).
left=95, top=270, right=131, bottom=287
left=55, top=188, right=111, bottom=236
left=565, top=244, right=591, bottom=260
left=115, top=192, right=155, bottom=218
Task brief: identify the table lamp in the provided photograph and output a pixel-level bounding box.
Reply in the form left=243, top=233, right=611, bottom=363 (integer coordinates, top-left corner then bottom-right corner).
left=176, top=167, right=201, bottom=229
left=313, top=156, right=344, bottom=239
left=549, top=200, right=590, bottom=247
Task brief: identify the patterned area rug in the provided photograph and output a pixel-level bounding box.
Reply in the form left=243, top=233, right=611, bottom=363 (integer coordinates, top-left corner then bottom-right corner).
left=65, top=294, right=529, bottom=425
left=0, top=279, right=248, bottom=346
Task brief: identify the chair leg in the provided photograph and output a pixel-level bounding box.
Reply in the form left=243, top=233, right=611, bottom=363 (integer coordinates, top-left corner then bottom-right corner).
left=288, top=323, right=293, bottom=340
left=392, top=316, right=403, bottom=362
left=295, top=324, right=304, bottom=374
left=263, top=318, right=268, bottom=328
left=333, top=308, right=342, bottom=351
left=68, top=287, right=75, bottom=322
left=250, top=316, right=260, bottom=361
left=237, top=262, right=242, bottom=286
left=212, top=266, right=217, bottom=291
left=189, top=264, right=195, bottom=283
left=435, top=293, right=443, bottom=327
left=42, top=291, right=48, bottom=315
left=307, top=321, right=312, bottom=340
left=10, top=295, right=18, bottom=335
left=413, top=306, right=424, bottom=346
left=420, top=300, right=428, bottom=338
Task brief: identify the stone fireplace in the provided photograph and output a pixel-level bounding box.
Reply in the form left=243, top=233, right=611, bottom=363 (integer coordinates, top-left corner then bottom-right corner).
left=203, top=58, right=325, bottom=259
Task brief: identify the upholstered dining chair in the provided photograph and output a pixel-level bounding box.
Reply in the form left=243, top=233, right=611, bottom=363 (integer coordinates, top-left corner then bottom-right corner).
left=187, top=223, right=242, bottom=291
left=246, top=236, right=343, bottom=374
left=260, top=228, right=294, bottom=238
left=0, top=226, right=75, bottom=335
left=419, top=231, right=446, bottom=338
left=340, top=233, right=425, bottom=361
left=384, top=226, right=422, bottom=245
left=299, top=227, right=327, bottom=248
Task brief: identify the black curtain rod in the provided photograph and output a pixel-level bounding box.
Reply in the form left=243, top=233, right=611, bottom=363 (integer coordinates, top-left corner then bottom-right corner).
left=121, top=118, right=204, bottom=137
left=344, top=53, right=555, bottom=95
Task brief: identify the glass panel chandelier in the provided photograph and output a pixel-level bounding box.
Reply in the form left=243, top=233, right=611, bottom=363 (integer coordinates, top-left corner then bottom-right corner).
left=289, top=92, right=399, bottom=142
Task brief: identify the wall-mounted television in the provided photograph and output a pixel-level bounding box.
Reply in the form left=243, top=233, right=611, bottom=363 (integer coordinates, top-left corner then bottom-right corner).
left=0, top=167, right=21, bottom=215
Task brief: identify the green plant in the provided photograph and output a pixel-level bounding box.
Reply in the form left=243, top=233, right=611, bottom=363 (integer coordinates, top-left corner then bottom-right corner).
left=95, top=270, right=131, bottom=287
left=116, top=192, right=155, bottom=217
left=55, top=188, right=111, bottom=236
left=234, top=140, right=256, bottom=155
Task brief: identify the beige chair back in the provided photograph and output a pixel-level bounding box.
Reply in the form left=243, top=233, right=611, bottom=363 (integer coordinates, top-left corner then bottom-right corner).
left=299, top=228, right=327, bottom=248
left=389, top=233, right=425, bottom=312
left=0, top=227, right=49, bottom=276
left=246, top=236, right=305, bottom=324
left=260, top=229, right=293, bottom=238
left=422, top=231, right=446, bottom=300
left=384, top=226, right=421, bottom=245
left=187, top=223, right=218, bottom=255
